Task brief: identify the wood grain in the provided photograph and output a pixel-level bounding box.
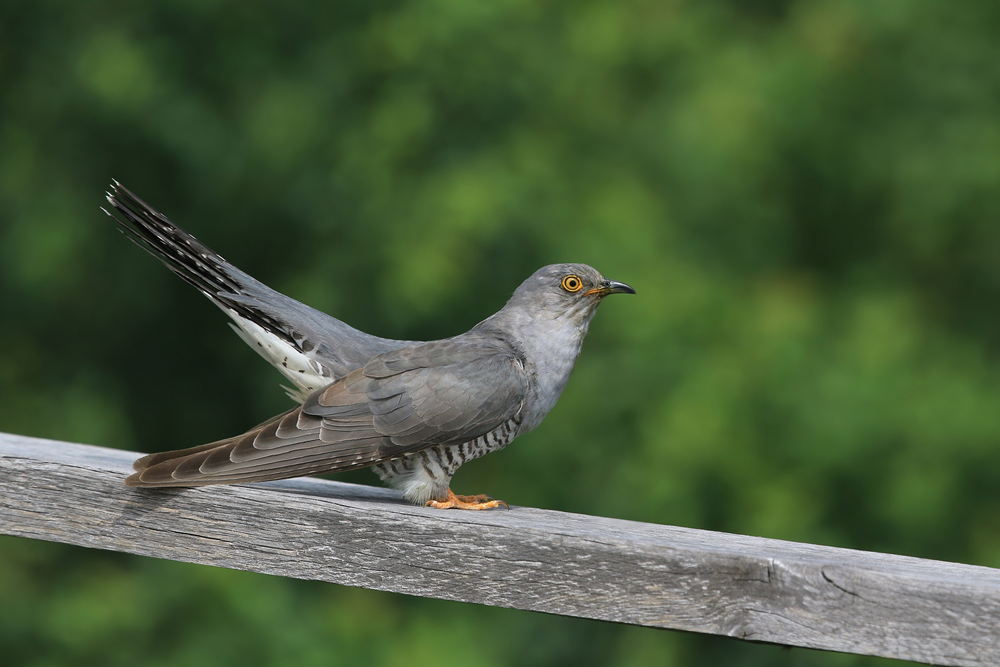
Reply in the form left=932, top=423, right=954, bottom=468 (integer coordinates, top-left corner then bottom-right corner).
left=2, top=431, right=999, bottom=666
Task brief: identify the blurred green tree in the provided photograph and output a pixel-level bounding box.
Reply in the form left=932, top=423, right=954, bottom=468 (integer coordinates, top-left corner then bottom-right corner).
left=2, top=0, right=1000, bottom=664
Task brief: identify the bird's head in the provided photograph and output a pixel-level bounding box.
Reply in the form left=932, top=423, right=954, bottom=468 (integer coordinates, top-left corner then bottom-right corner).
left=506, top=263, right=635, bottom=323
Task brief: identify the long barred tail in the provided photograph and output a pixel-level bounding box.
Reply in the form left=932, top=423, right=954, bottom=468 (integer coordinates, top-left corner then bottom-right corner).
left=101, top=181, right=413, bottom=400
left=102, top=181, right=296, bottom=348
left=102, top=181, right=338, bottom=399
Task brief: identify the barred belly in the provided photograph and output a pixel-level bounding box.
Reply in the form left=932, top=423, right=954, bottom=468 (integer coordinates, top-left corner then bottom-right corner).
left=372, top=415, right=522, bottom=504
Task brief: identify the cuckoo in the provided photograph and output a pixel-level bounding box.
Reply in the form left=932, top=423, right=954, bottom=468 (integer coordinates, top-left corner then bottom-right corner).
left=103, top=181, right=634, bottom=510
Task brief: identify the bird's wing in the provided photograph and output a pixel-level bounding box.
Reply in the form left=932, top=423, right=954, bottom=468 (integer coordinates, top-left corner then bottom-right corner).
left=103, top=181, right=412, bottom=400
left=362, top=338, right=529, bottom=448
left=125, top=339, right=529, bottom=487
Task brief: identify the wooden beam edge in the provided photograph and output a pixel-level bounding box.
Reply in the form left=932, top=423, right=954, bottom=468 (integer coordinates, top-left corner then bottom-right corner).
left=2, top=432, right=999, bottom=667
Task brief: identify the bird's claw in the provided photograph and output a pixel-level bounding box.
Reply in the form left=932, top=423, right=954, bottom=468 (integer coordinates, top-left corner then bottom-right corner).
left=425, top=489, right=509, bottom=510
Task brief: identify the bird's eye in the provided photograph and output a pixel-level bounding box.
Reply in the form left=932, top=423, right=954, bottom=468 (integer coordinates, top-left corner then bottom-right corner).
left=561, top=275, right=583, bottom=293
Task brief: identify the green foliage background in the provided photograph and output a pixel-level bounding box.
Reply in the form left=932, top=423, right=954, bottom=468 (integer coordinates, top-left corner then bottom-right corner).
left=2, top=0, right=1000, bottom=664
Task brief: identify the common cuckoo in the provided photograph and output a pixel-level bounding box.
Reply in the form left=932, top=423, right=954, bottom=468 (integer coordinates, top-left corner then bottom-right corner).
left=103, top=181, right=634, bottom=510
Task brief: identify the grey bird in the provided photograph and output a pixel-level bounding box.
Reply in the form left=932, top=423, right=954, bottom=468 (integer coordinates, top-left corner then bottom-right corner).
left=103, top=181, right=634, bottom=509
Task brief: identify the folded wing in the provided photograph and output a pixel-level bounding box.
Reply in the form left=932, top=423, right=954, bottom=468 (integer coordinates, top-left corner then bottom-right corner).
left=126, top=338, right=528, bottom=487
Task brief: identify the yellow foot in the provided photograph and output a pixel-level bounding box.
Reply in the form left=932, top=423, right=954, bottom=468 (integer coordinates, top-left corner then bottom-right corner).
left=425, top=489, right=509, bottom=510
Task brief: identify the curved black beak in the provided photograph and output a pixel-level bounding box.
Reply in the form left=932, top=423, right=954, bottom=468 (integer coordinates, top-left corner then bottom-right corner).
left=585, top=279, right=636, bottom=297
left=605, top=279, right=636, bottom=295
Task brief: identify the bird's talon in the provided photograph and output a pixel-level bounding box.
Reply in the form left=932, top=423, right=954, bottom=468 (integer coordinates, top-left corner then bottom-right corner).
left=425, top=489, right=507, bottom=510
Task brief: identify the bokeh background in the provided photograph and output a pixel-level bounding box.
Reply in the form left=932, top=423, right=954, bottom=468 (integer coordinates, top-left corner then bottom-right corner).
left=2, top=0, right=1000, bottom=664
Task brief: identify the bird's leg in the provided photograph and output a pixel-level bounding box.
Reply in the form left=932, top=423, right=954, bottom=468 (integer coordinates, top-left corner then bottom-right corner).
left=425, top=489, right=509, bottom=510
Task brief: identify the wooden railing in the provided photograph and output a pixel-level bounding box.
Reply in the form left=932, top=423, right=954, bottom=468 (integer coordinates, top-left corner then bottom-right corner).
left=2, top=431, right=998, bottom=666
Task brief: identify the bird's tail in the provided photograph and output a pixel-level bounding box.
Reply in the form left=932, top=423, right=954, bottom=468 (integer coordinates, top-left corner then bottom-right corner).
left=103, top=181, right=295, bottom=349
left=102, top=181, right=336, bottom=399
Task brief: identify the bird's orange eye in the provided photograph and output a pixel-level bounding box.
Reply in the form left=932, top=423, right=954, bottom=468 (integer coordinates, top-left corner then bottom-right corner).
left=561, top=275, right=583, bottom=293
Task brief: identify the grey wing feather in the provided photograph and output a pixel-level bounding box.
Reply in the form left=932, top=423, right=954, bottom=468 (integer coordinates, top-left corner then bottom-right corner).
left=362, top=338, right=528, bottom=448
left=126, top=372, right=390, bottom=486
left=125, top=338, right=529, bottom=487
left=103, top=181, right=412, bottom=387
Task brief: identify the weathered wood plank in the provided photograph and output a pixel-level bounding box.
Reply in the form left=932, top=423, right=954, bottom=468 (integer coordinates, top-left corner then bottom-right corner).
left=1, top=431, right=998, bottom=666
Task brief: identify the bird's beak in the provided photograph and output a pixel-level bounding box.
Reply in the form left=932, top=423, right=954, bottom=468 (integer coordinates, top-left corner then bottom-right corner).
left=585, top=280, right=636, bottom=297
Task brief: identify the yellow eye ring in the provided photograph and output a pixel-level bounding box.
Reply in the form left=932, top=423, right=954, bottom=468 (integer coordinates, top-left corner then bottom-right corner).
left=561, top=275, right=583, bottom=293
